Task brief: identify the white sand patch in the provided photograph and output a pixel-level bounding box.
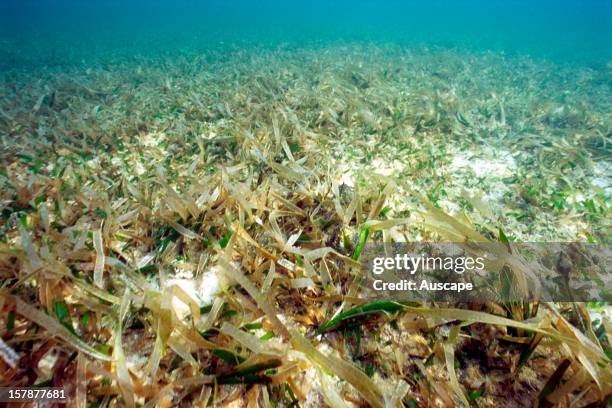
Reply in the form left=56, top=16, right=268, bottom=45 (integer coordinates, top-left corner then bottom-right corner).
left=165, top=267, right=220, bottom=321
left=448, top=148, right=516, bottom=207
left=334, top=162, right=356, bottom=187
left=111, top=156, right=123, bottom=168
left=371, top=158, right=403, bottom=177
left=591, top=161, right=611, bottom=192
left=334, top=156, right=405, bottom=188
left=438, top=199, right=462, bottom=215
left=450, top=149, right=516, bottom=178
left=165, top=278, right=201, bottom=321
left=568, top=192, right=586, bottom=204
left=591, top=178, right=609, bottom=188
left=339, top=172, right=354, bottom=187
left=199, top=266, right=221, bottom=305
left=134, top=161, right=146, bottom=175
left=126, top=351, right=149, bottom=372
left=141, top=132, right=165, bottom=148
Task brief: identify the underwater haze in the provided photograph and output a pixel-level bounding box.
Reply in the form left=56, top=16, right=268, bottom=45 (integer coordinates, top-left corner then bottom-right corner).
left=1, top=0, right=611, bottom=68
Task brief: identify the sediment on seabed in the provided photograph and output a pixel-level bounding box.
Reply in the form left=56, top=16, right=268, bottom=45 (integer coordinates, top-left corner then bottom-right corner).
left=0, top=44, right=610, bottom=407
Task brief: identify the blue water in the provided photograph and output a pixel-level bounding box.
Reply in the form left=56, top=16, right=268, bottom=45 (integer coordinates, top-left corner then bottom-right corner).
left=1, top=0, right=610, bottom=68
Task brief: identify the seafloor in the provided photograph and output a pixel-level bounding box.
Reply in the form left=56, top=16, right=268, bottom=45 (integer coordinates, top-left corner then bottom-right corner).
left=0, top=44, right=610, bottom=407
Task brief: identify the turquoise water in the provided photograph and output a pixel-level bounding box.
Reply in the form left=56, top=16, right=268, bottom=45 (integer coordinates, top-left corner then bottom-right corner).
left=1, top=0, right=610, bottom=68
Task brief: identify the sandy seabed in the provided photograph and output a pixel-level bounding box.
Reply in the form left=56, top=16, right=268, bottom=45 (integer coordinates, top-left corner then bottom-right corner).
left=0, top=44, right=610, bottom=407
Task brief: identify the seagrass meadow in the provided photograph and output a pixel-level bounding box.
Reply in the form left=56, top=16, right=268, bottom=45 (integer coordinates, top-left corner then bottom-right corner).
left=0, top=1, right=611, bottom=407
